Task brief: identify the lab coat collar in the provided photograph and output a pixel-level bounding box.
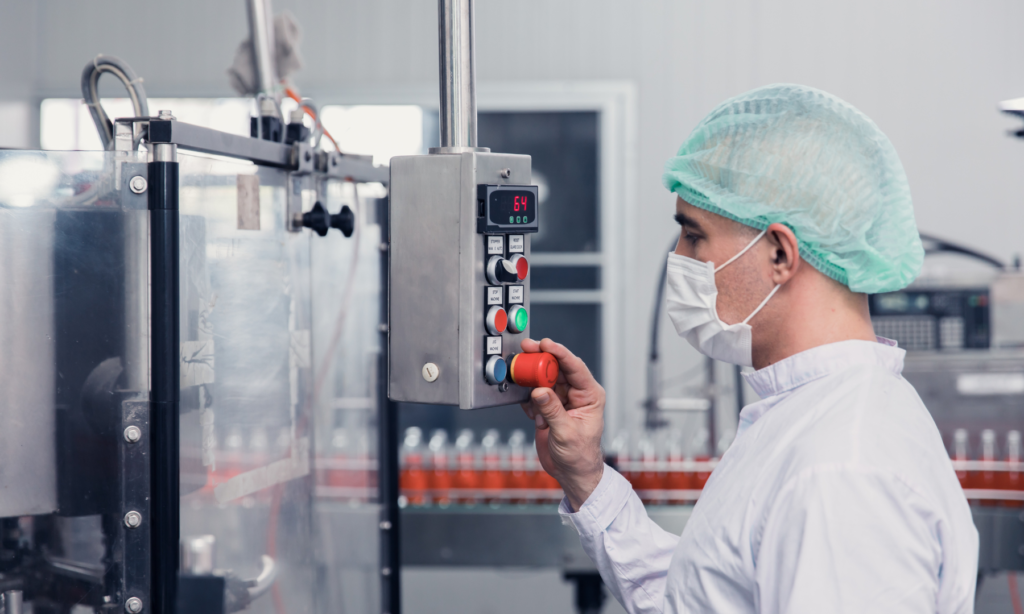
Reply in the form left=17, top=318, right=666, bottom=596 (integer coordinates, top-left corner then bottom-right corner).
left=742, top=337, right=904, bottom=400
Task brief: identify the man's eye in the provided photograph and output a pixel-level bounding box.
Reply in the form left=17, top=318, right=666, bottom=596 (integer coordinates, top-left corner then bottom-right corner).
left=683, top=231, right=699, bottom=245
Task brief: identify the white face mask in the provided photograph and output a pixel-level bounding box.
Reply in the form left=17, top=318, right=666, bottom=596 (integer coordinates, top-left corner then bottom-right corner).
left=665, top=230, right=780, bottom=367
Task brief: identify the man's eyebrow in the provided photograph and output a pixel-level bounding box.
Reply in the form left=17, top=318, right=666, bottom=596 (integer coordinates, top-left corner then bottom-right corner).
left=674, top=212, right=704, bottom=232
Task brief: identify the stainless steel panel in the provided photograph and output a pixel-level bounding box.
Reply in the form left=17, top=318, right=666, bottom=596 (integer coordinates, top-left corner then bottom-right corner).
left=0, top=208, right=57, bottom=517
left=389, top=155, right=464, bottom=405
left=389, top=152, right=534, bottom=409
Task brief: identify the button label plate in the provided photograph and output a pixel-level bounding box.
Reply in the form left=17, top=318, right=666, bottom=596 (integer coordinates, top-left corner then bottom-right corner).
left=486, top=286, right=503, bottom=305
left=508, top=285, right=525, bottom=304
left=487, top=235, right=505, bottom=255
left=486, top=336, right=502, bottom=355
left=509, top=235, right=525, bottom=253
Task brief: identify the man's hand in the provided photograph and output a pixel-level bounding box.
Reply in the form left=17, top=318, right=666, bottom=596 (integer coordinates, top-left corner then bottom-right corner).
left=519, top=338, right=606, bottom=511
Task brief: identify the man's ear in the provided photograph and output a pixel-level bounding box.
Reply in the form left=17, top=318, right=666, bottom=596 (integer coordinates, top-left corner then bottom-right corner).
left=766, top=223, right=800, bottom=284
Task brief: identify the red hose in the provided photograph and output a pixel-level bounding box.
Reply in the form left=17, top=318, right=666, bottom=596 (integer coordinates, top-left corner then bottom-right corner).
left=1010, top=573, right=1023, bottom=614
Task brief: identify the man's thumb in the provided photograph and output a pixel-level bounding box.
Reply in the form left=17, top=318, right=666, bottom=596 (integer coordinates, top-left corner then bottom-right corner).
left=532, top=389, right=568, bottom=428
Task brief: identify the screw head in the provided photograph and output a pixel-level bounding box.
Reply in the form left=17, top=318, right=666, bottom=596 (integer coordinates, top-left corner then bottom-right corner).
left=125, top=596, right=144, bottom=613
left=304, top=151, right=312, bottom=162
left=422, top=363, right=440, bottom=383
left=381, top=567, right=392, bottom=577
left=379, top=520, right=392, bottom=530
left=500, top=168, right=512, bottom=178
left=129, top=176, right=148, bottom=194
left=124, top=511, right=142, bottom=529
left=124, top=425, right=142, bottom=443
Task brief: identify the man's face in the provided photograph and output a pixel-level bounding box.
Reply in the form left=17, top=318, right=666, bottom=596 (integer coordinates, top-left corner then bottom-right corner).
left=673, top=197, right=776, bottom=326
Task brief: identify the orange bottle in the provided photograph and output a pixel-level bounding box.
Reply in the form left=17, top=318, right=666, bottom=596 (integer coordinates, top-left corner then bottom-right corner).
left=970, top=429, right=999, bottom=507
left=480, top=429, right=507, bottom=503
left=666, top=432, right=693, bottom=505
left=952, top=429, right=970, bottom=491
left=506, top=430, right=531, bottom=504
left=454, top=429, right=481, bottom=504
left=1001, top=430, right=1023, bottom=508
left=427, top=429, right=453, bottom=506
left=399, top=427, right=429, bottom=506
left=635, top=439, right=663, bottom=505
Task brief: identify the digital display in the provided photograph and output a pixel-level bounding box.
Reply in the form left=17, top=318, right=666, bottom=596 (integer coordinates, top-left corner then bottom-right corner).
left=489, top=191, right=536, bottom=226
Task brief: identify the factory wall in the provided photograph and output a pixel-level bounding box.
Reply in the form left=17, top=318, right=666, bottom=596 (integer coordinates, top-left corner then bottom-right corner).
left=2, top=0, right=1024, bottom=426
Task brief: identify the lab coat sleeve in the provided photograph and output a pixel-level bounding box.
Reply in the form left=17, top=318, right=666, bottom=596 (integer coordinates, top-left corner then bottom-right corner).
left=559, top=464, right=680, bottom=614
left=755, top=466, right=946, bottom=614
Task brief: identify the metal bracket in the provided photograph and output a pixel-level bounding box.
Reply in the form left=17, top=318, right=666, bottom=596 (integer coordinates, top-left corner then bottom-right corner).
left=120, top=399, right=151, bottom=612
left=119, top=163, right=149, bottom=211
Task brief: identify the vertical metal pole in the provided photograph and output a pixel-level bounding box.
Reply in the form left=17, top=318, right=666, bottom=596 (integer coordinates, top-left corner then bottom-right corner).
left=377, top=197, right=401, bottom=614
left=149, top=142, right=180, bottom=614
left=437, top=0, right=478, bottom=149
left=245, top=0, right=278, bottom=98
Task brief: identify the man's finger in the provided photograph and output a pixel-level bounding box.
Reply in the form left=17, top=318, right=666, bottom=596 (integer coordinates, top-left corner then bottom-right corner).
left=531, top=387, right=570, bottom=430
left=537, top=338, right=599, bottom=390
left=520, top=338, right=541, bottom=353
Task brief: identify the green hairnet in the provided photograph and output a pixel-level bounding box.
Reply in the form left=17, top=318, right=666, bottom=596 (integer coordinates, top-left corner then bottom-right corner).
left=663, top=84, right=923, bottom=294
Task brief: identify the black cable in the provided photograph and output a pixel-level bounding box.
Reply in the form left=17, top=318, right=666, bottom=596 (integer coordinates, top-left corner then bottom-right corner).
left=80, top=55, right=149, bottom=150
left=919, top=233, right=1006, bottom=270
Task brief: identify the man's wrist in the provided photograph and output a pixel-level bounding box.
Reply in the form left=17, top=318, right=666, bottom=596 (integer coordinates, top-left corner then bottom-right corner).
left=562, top=463, right=605, bottom=512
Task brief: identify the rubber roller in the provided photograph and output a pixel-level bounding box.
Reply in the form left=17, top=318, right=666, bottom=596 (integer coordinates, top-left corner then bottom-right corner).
left=506, top=352, right=559, bottom=389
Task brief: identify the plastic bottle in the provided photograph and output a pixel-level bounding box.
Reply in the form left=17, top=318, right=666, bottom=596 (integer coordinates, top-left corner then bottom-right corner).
left=952, top=428, right=970, bottom=490
left=507, top=429, right=530, bottom=504
left=249, top=426, right=271, bottom=503
left=454, top=429, right=480, bottom=504
left=608, top=433, right=632, bottom=485
left=480, top=429, right=506, bottom=504
left=666, top=429, right=693, bottom=505
left=324, top=427, right=348, bottom=499
left=635, top=437, right=661, bottom=505
left=1002, top=430, right=1023, bottom=508
left=220, top=425, right=246, bottom=487
left=428, top=429, right=452, bottom=506
left=693, top=428, right=712, bottom=495
left=975, top=429, right=999, bottom=507
left=529, top=438, right=561, bottom=502
left=400, top=427, right=428, bottom=506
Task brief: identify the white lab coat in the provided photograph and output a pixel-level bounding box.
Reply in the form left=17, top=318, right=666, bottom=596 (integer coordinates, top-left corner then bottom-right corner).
left=559, top=339, right=979, bottom=613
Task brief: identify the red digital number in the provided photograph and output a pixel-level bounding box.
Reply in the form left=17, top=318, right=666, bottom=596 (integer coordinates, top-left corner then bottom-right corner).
left=514, top=195, right=521, bottom=212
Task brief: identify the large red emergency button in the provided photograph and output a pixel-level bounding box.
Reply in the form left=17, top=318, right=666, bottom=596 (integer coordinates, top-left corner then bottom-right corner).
left=485, top=306, right=508, bottom=335
left=510, top=254, right=528, bottom=280
left=507, top=352, right=559, bottom=389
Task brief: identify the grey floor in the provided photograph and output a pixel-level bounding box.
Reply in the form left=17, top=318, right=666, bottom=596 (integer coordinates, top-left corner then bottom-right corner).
left=405, top=568, right=1021, bottom=614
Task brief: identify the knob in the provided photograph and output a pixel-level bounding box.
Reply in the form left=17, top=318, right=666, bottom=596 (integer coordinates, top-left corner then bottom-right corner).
left=486, top=256, right=519, bottom=284
left=302, top=202, right=355, bottom=237
left=506, top=352, right=559, bottom=388
left=509, top=254, right=528, bottom=281
left=485, top=306, right=508, bottom=335
left=484, top=355, right=507, bottom=385
left=507, top=304, right=528, bottom=334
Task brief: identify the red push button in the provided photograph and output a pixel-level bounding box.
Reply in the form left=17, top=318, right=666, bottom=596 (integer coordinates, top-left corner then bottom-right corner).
left=485, top=306, right=508, bottom=335
left=508, top=352, right=559, bottom=389
left=510, top=254, right=528, bottom=280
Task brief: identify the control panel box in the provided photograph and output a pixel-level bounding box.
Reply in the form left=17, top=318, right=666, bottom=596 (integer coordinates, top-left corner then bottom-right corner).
left=389, top=152, right=538, bottom=409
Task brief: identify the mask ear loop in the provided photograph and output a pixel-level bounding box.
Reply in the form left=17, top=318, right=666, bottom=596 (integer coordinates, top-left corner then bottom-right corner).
left=714, top=229, right=769, bottom=273
left=741, top=283, right=781, bottom=325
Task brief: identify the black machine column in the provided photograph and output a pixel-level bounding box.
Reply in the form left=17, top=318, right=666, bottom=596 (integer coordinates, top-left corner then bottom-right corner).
left=148, top=144, right=180, bottom=614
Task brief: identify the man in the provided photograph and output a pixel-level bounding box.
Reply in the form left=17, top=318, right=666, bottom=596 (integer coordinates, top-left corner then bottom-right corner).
left=520, top=84, right=978, bottom=613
